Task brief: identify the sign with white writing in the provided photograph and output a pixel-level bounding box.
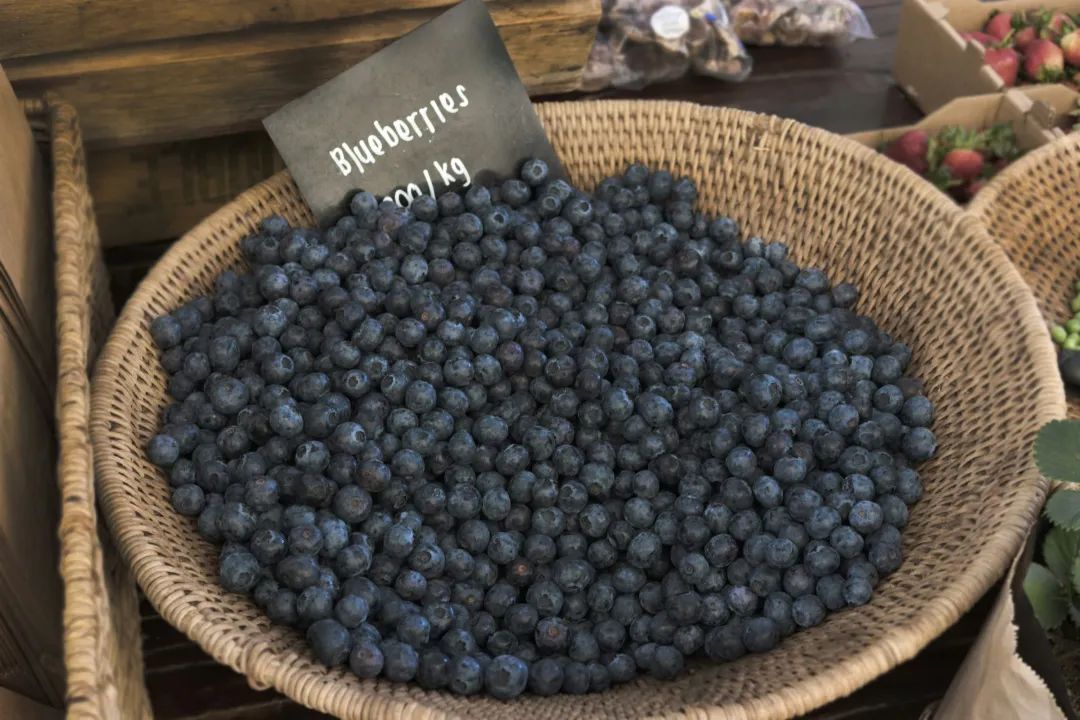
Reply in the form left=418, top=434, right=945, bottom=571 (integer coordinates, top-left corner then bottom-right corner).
left=263, top=0, right=564, bottom=226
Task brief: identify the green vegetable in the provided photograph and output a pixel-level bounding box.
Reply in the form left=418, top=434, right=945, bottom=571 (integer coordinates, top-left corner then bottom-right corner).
left=1026, top=420, right=1080, bottom=632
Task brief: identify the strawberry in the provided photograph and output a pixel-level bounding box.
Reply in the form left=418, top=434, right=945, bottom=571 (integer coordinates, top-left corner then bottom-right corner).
left=962, top=30, right=998, bottom=47
left=941, top=148, right=985, bottom=182
left=985, top=11, right=1015, bottom=41
left=884, top=130, right=930, bottom=174
left=963, top=179, right=988, bottom=201
left=1043, top=11, right=1075, bottom=40
left=1061, top=30, right=1080, bottom=68
left=1024, top=39, right=1066, bottom=82
left=985, top=47, right=1020, bottom=86
left=1014, top=24, right=1038, bottom=50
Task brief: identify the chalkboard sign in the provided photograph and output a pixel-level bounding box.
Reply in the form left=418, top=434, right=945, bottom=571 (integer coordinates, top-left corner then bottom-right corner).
left=263, top=0, right=564, bottom=226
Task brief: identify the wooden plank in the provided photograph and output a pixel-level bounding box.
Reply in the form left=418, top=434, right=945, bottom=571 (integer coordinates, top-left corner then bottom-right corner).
left=4, top=1, right=599, bottom=147
left=86, top=0, right=917, bottom=251
left=89, top=131, right=284, bottom=248
left=0, top=0, right=570, bottom=60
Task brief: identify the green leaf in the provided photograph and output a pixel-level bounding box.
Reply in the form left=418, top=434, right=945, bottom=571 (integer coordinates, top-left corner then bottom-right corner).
left=1045, top=527, right=1080, bottom=580
left=1046, top=490, right=1080, bottom=530
left=1073, top=553, right=1080, bottom=596
left=1035, top=420, right=1080, bottom=484
left=925, top=165, right=957, bottom=190
left=981, top=124, right=1019, bottom=161
left=1069, top=602, right=1080, bottom=628
left=1025, top=562, right=1069, bottom=629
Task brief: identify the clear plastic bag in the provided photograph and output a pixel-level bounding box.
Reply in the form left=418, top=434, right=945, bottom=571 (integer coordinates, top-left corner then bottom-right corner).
left=582, top=0, right=753, bottom=92
left=728, top=0, right=874, bottom=47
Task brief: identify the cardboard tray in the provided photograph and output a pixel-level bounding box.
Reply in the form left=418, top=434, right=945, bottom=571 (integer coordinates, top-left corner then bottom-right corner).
left=848, top=86, right=1077, bottom=151
left=893, top=0, right=1080, bottom=113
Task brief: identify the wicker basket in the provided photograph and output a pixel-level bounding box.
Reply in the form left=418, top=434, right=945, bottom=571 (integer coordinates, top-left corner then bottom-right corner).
left=91, top=100, right=1066, bottom=719
left=24, top=95, right=153, bottom=719
left=968, top=133, right=1080, bottom=420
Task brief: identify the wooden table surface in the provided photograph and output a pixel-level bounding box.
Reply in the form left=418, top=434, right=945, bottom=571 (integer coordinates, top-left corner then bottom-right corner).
left=132, top=1, right=986, bottom=718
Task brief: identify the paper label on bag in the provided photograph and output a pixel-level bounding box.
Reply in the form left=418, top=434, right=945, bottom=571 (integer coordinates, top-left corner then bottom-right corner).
left=263, top=0, right=564, bottom=226
left=651, top=6, right=691, bottom=40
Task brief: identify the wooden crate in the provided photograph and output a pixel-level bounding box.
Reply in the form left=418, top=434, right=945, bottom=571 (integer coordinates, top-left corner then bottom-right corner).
left=0, top=0, right=600, bottom=148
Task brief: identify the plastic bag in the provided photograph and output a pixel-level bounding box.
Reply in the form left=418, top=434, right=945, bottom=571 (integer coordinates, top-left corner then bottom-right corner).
left=582, top=0, right=752, bottom=92
left=728, top=0, right=874, bottom=47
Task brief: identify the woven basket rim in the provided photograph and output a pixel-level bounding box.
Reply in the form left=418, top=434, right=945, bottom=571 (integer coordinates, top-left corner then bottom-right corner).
left=968, top=132, right=1080, bottom=221
left=91, top=99, right=1066, bottom=719
left=968, top=130, right=1080, bottom=422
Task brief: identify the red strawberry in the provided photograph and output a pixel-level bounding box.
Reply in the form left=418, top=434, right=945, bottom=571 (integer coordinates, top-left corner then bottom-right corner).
left=1061, top=30, right=1080, bottom=68
left=1014, top=24, right=1038, bottom=49
left=985, top=11, right=1014, bottom=41
left=1024, top=39, right=1065, bottom=82
left=941, top=148, right=985, bottom=181
left=962, top=30, right=998, bottom=47
left=985, top=47, right=1020, bottom=86
left=884, top=130, right=930, bottom=174
left=963, top=179, right=988, bottom=201
left=1043, top=11, right=1075, bottom=39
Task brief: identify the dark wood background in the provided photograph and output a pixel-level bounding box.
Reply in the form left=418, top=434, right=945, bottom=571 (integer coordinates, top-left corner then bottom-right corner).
left=129, top=1, right=988, bottom=718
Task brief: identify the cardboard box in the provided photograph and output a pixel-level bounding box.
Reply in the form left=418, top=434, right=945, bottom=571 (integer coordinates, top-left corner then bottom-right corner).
left=0, top=66, right=63, bottom=706
left=848, top=86, right=1077, bottom=150
left=0, top=686, right=61, bottom=720
left=894, top=0, right=1080, bottom=113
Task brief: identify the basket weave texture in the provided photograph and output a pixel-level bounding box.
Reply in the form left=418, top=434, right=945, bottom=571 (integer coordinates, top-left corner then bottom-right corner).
left=25, top=95, right=152, bottom=720
left=91, top=100, right=1065, bottom=719
left=968, top=132, right=1080, bottom=420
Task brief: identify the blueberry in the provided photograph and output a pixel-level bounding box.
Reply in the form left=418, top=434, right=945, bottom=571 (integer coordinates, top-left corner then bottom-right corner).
left=843, top=576, right=873, bottom=606
left=816, top=574, right=846, bottom=610
left=147, top=434, right=180, bottom=467
left=765, top=538, right=799, bottom=569
left=150, top=315, right=183, bottom=349
left=792, top=595, right=826, bottom=628
left=869, top=541, right=904, bottom=575
left=535, top=616, right=570, bottom=651
left=397, top=612, right=432, bottom=648
left=334, top=594, right=370, bottom=628
left=483, top=656, right=529, bottom=699
left=742, top=616, right=780, bottom=653
left=447, top=655, right=484, bottom=695
left=276, top=554, right=320, bottom=590
left=218, top=550, right=261, bottom=596
left=648, top=644, right=684, bottom=680
left=849, top=501, right=884, bottom=535
left=297, top=586, right=334, bottom=623
left=529, top=656, right=564, bottom=695
left=902, top=427, right=937, bottom=462
left=307, top=619, right=352, bottom=666
left=380, top=639, right=419, bottom=682
left=171, top=484, right=206, bottom=516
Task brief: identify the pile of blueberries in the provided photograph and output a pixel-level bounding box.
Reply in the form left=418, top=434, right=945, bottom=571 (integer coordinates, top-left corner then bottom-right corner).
left=146, top=159, right=936, bottom=700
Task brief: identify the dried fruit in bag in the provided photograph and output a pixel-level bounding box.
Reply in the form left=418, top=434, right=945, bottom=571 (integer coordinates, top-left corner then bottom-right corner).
left=582, top=0, right=752, bottom=91
left=729, top=0, right=874, bottom=47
